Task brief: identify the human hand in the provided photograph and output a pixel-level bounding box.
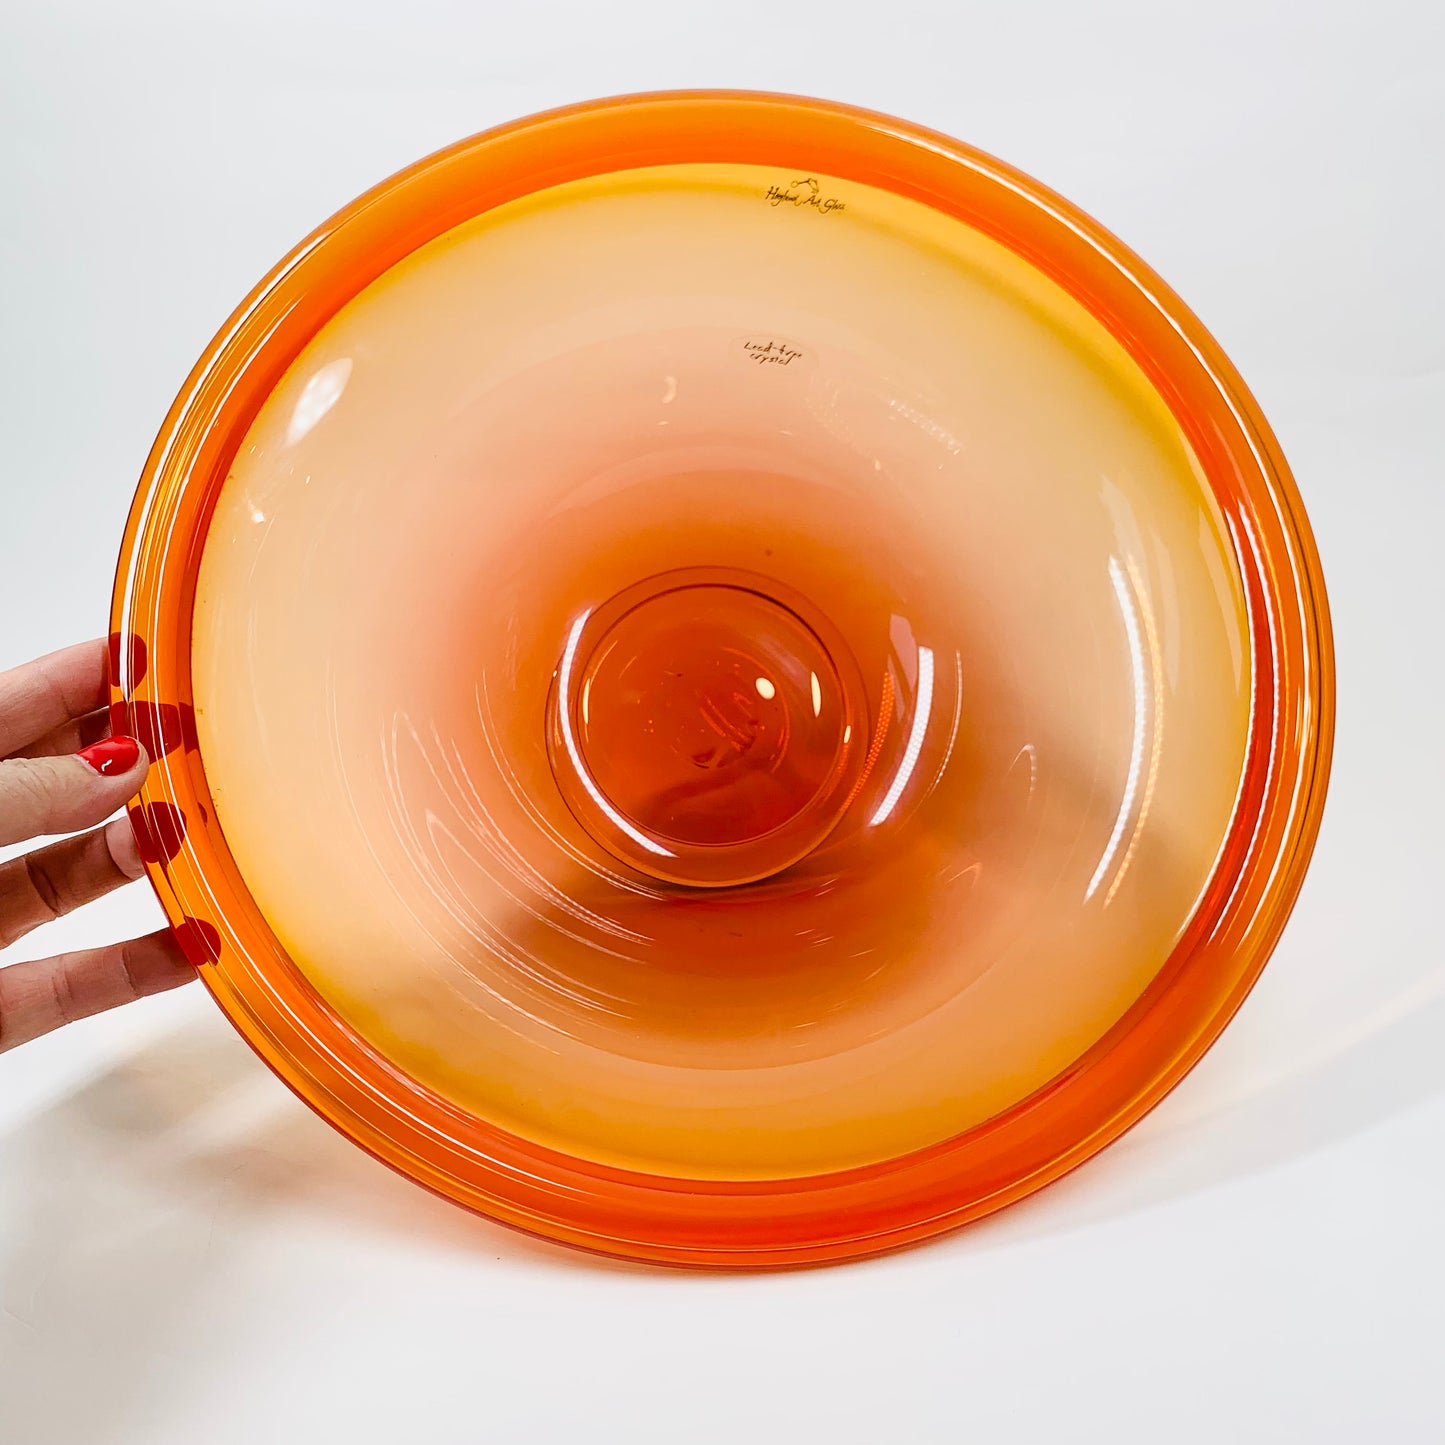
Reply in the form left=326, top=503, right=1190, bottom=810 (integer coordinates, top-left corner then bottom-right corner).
left=0, top=639, right=194, bottom=1052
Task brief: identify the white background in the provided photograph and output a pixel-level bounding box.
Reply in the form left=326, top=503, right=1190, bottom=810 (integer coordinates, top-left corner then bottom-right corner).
left=2, top=2, right=1443, bottom=1440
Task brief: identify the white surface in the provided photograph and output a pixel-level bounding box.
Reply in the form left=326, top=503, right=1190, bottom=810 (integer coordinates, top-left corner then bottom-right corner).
left=1, top=2, right=1442, bottom=1440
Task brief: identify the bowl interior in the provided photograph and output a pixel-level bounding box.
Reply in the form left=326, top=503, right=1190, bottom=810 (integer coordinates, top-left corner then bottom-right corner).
left=188, top=161, right=1251, bottom=1179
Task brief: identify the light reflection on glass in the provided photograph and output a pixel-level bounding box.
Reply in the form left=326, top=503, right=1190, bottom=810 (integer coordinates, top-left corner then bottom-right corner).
left=1085, top=555, right=1164, bottom=904
left=285, top=357, right=352, bottom=446
left=556, top=612, right=674, bottom=858
left=870, top=645, right=935, bottom=827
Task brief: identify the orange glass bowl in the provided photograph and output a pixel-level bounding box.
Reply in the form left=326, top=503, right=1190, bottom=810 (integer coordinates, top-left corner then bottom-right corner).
left=110, top=92, right=1333, bottom=1268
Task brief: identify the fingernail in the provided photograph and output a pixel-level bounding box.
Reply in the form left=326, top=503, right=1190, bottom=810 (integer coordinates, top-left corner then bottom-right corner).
left=78, top=735, right=142, bottom=777
left=173, top=917, right=221, bottom=966
left=105, top=814, right=146, bottom=880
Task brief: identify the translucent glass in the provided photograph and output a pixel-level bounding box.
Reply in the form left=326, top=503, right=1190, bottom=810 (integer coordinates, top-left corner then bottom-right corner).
left=112, top=95, right=1332, bottom=1264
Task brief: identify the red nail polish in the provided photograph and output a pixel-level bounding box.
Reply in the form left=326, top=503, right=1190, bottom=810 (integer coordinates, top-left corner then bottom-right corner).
left=128, top=801, right=187, bottom=863
left=107, top=631, right=148, bottom=687
left=173, top=917, right=221, bottom=966
left=78, top=735, right=142, bottom=776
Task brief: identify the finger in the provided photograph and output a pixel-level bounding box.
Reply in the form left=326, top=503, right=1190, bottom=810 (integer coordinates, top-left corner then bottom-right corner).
left=0, top=737, right=147, bottom=848
left=0, top=927, right=196, bottom=1053
left=6, top=706, right=111, bottom=760
left=0, top=640, right=107, bottom=757
left=0, top=815, right=147, bottom=949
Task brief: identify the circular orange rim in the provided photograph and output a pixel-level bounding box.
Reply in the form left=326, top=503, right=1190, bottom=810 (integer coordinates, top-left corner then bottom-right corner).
left=110, top=90, right=1334, bottom=1268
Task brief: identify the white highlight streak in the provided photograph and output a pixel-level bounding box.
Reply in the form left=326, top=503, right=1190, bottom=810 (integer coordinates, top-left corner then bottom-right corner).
left=1086, top=558, right=1147, bottom=902
left=557, top=614, right=673, bottom=857
left=285, top=357, right=352, bottom=445
left=870, top=646, right=935, bottom=826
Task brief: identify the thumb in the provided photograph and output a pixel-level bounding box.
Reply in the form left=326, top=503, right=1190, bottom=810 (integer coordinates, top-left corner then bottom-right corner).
left=0, top=737, right=149, bottom=847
